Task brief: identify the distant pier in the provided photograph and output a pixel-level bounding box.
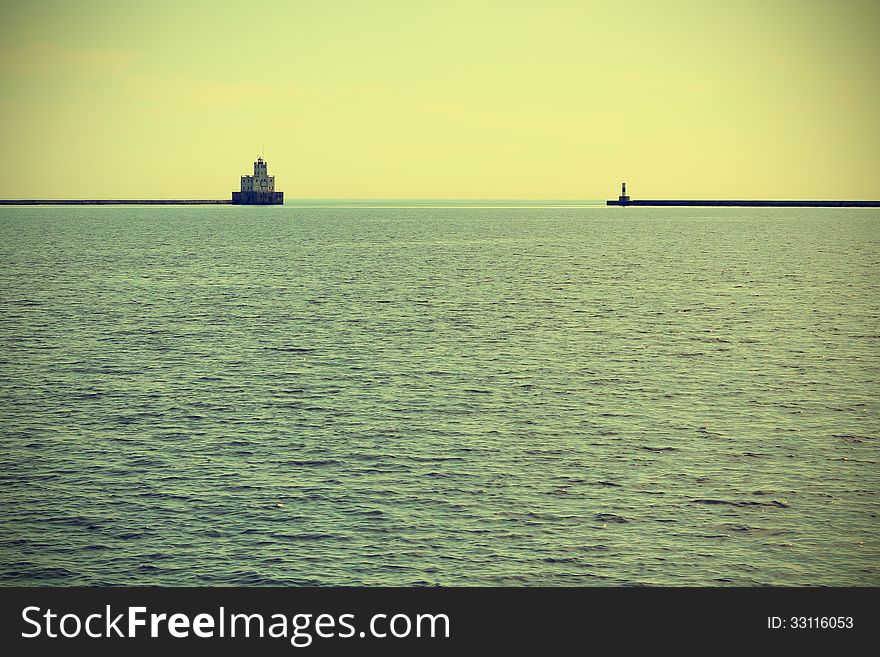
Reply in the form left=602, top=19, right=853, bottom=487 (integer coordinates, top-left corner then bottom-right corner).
left=1, top=155, right=285, bottom=206
left=607, top=199, right=880, bottom=207
left=0, top=199, right=232, bottom=205
left=607, top=182, right=880, bottom=207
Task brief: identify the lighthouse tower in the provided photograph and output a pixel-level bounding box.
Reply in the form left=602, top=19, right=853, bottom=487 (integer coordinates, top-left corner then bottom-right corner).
left=617, top=181, right=630, bottom=205
left=232, top=156, right=284, bottom=204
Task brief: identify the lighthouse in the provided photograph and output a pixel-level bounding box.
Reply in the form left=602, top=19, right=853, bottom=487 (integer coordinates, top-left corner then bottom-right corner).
left=232, top=157, right=284, bottom=204
left=617, top=181, right=630, bottom=205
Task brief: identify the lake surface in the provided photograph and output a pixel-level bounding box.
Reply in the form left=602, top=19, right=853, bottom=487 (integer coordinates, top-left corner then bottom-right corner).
left=1, top=204, right=878, bottom=585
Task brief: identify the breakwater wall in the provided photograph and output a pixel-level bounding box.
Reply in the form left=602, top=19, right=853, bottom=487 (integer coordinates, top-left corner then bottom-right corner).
left=607, top=199, right=880, bottom=207
left=0, top=200, right=233, bottom=205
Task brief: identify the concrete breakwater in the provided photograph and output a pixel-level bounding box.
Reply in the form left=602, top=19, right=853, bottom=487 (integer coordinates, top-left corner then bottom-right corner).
left=0, top=200, right=233, bottom=205
left=0, top=157, right=284, bottom=206
left=607, top=199, right=880, bottom=207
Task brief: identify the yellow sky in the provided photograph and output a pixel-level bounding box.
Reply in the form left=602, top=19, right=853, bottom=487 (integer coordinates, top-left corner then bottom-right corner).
left=0, top=0, right=877, bottom=199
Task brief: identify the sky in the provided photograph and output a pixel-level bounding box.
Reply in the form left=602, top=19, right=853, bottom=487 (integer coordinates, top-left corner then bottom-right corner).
left=0, top=0, right=878, bottom=199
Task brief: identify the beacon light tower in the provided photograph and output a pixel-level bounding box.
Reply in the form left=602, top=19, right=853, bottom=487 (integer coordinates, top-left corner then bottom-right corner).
left=618, top=181, right=630, bottom=205
left=232, top=156, right=284, bottom=205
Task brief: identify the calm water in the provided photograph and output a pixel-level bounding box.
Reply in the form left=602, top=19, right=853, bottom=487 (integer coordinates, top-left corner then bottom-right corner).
left=1, top=204, right=878, bottom=586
